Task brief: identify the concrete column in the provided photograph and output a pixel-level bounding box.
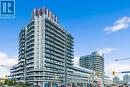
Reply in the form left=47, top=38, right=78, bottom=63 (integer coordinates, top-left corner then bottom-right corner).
left=82, top=83, right=84, bottom=87
left=57, top=82, right=61, bottom=87
left=75, top=82, right=77, bottom=87
left=42, top=82, right=45, bottom=87
left=50, top=82, right=53, bottom=87
left=70, top=83, right=72, bottom=87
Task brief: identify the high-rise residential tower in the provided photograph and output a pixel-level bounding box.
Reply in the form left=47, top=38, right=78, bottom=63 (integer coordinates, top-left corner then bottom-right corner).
left=11, top=8, right=74, bottom=86
left=10, top=8, right=98, bottom=87
left=80, top=52, right=104, bottom=78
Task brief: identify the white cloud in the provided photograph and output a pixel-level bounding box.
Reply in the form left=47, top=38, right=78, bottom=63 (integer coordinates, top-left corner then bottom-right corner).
left=73, top=57, right=80, bottom=66
left=0, top=52, right=17, bottom=77
left=115, top=16, right=130, bottom=24
left=98, top=48, right=116, bottom=54
left=0, top=52, right=17, bottom=66
left=104, top=16, right=130, bottom=33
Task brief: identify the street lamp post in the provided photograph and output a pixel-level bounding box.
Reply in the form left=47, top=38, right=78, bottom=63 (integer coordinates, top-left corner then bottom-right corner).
left=114, top=57, right=130, bottom=61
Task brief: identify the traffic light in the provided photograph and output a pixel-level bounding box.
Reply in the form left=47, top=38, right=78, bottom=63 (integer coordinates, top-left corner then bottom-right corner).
left=112, top=71, right=117, bottom=76
left=112, top=71, right=115, bottom=76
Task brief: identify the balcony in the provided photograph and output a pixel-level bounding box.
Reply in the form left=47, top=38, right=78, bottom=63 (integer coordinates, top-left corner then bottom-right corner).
left=45, top=59, right=65, bottom=67
left=45, top=30, right=65, bottom=46
left=26, top=51, right=34, bottom=56
left=45, top=22, right=65, bottom=39
left=44, top=64, right=64, bottom=70
left=26, top=64, right=34, bottom=68
left=26, top=56, right=34, bottom=60
left=26, top=74, right=55, bottom=77
left=13, top=71, right=24, bottom=75
left=27, top=29, right=34, bottom=36
left=26, top=60, right=34, bottom=64
left=15, top=75, right=24, bottom=79
left=45, top=54, right=65, bottom=63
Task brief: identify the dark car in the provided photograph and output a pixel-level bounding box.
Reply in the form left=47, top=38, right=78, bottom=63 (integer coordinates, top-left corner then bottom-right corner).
left=119, top=85, right=123, bottom=87
left=33, top=85, right=41, bottom=87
